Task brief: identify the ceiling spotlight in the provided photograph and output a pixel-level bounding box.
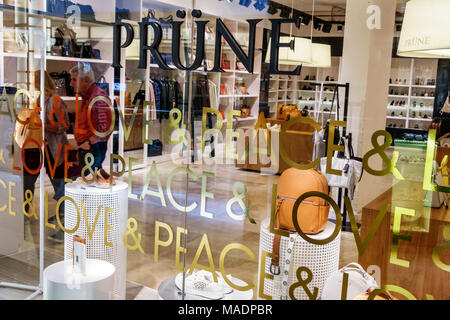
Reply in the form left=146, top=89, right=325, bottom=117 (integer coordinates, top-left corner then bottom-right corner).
left=292, top=11, right=302, bottom=20
left=337, top=24, right=344, bottom=32
left=322, top=22, right=332, bottom=33
left=301, top=15, right=311, bottom=26
left=280, top=7, right=291, bottom=18
left=267, top=4, right=278, bottom=15
left=313, top=20, right=321, bottom=31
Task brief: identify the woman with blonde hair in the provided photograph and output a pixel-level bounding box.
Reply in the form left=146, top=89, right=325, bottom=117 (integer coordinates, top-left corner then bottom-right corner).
left=19, top=70, right=70, bottom=243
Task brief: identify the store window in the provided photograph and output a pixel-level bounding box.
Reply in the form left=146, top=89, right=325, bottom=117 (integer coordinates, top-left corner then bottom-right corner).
left=0, top=0, right=448, bottom=302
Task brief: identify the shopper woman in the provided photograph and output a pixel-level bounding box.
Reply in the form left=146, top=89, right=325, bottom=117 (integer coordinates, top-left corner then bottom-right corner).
left=19, top=71, right=70, bottom=243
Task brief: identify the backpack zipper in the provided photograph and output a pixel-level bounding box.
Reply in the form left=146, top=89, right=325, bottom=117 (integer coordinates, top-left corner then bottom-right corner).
left=277, top=195, right=315, bottom=205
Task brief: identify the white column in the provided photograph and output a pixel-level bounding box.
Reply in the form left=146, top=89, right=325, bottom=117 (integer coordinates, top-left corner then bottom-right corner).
left=339, top=0, right=396, bottom=214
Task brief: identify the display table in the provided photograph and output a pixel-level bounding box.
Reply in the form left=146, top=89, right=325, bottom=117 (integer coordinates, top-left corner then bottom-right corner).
left=64, top=181, right=128, bottom=300
left=359, top=182, right=450, bottom=300
left=258, top=219, right=340, bottom=300
left=157, top=276, right=253, bottom=300
left=43, top=259, right=115, bottom=300
left=235, top=118, right=314, bottom=174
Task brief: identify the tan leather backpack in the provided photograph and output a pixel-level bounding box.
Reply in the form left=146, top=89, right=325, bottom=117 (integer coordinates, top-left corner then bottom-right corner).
left=270, top=168, right=330, bottom=274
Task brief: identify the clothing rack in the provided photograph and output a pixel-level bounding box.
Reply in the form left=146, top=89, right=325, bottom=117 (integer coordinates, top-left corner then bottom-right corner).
left=310, top=82, right=353, bottom=231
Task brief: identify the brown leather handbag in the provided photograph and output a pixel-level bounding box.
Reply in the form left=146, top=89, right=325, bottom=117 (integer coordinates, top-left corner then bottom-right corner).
left=286, top=108, right=301, bottom=120
left=270, top=168, right=330, bottom=274
left=277, top=104, right=298, bottom=121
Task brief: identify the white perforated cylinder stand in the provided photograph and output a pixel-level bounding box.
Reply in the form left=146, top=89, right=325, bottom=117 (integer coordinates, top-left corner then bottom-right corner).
left=64, top=181, right=128, bottom=300
left=258, top=219, right=340, bottom=300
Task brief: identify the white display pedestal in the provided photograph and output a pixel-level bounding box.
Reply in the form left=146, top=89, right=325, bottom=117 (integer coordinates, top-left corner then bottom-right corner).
left=258, top=219, right=340, bottom=300
left=63, top=181, right=128, bottom=300
left=43, top=259, right=115, bottom=300
left=157, top=276, right=253, bottom=300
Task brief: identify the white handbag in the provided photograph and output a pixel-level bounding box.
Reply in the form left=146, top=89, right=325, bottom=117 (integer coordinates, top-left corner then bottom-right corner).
left=321, top=263, right=378, bottom=300
left=320, top=135, right=363, bottom=199
left=174, top=270, right=233, bottom=300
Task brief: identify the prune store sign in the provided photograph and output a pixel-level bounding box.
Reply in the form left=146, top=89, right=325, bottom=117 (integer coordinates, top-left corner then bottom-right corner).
left=112, top=10, right=303, bottom=76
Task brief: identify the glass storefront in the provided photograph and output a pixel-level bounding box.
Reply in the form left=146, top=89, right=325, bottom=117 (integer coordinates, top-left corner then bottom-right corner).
left=0, top=0, right=448, bottom=301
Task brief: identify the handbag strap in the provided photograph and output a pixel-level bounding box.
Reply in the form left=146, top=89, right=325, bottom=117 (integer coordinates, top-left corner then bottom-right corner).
left=280, top=232, right=297, bottom=300
left=270, top=199, right=284, bottom=274
left=340, top=263, right=378, bottom=289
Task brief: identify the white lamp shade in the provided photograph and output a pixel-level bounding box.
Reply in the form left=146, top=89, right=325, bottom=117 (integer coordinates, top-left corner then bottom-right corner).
left=397, top=0, right=450, bottom=58
left=302, top=43, right=331, bottom=68
left=265, top=36, right=312, bottom=65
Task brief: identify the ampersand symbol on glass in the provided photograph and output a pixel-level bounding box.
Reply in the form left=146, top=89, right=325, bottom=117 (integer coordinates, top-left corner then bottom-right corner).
left=164, top=108, right=187, bottom=145
left=362, top=130, right=404, bottom=180
left=289, top=266, right=318, bottom=300
left=23, top=189, right=38, bottom=219
left=226, top=182, right=256, bottom=224
left=49, top=96, right=68, bottom=128
left=123, top=218, right=145, bottom=254
left=81, top=153, right=97, bottom=185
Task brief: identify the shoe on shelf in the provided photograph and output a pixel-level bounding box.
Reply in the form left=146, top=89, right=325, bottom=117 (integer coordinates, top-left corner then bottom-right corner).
left=48, top=228, right=64, bottom=244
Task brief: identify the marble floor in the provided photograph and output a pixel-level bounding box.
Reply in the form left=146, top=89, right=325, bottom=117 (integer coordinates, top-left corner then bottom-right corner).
left=0, top=156, right=358, bottom=300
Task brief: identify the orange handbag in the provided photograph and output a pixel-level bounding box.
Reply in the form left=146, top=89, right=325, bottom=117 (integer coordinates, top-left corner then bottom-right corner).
left=270, top=168, right=330, bottom=274
left=276, top=104, right=285, bottom=120
left=285, top=108, right=301, bottom=120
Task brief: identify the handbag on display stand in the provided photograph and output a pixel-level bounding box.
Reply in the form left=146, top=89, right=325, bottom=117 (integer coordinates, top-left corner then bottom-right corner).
left=54, top=23, right=78, bottom=57
left=321, top=263, right=379, bottom=300
left=270, top=168, right=330, bottom=275
left=80, top=40, right=102, bottom=60
left=50, top=71, right=73, bottom=96
left=96, top=76, right=110, bottom=95
left=320, top=133, right=363, bottom=200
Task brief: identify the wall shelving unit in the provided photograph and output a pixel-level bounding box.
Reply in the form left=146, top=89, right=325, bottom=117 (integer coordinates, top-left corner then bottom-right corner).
left=267, top=56, right=341, bottom=123
left=385, top=57, right=438, bottom=130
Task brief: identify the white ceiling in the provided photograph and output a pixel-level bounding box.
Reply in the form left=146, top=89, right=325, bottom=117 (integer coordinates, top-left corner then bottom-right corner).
left=275, top=0, right=347, bottom=12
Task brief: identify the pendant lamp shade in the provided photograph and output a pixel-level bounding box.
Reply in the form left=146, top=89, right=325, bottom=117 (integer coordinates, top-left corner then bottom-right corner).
left=302, top=43, right=331, bottom=68
left=397, top=0, right=450, bottom=58
left=265, top=36, right=312, bottom=65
